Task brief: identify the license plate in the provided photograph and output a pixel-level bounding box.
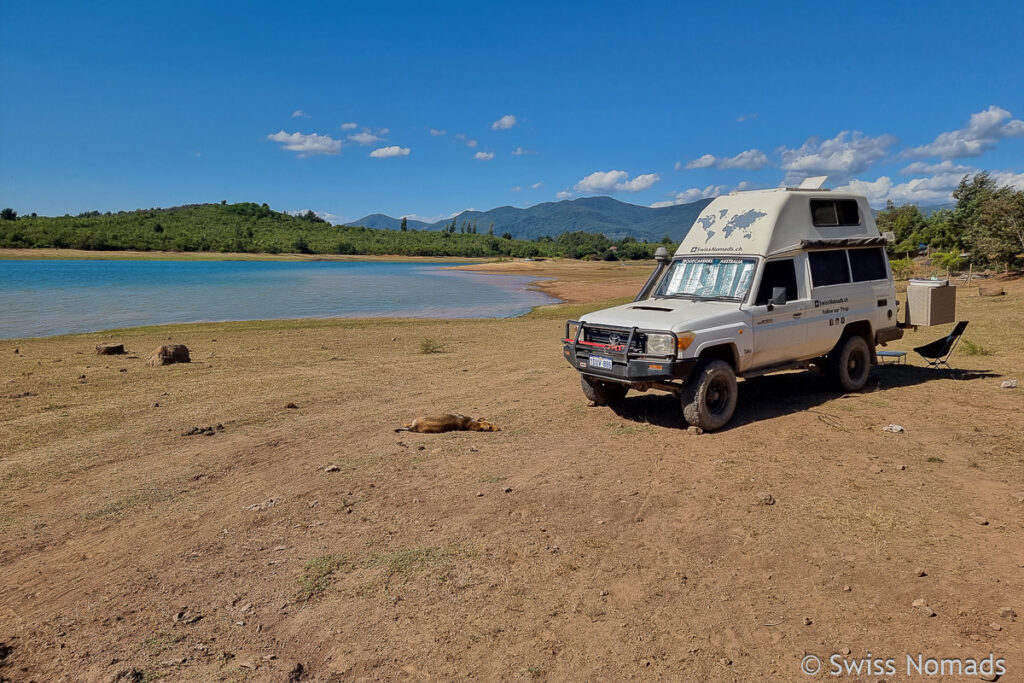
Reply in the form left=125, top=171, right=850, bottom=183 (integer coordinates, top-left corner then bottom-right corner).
left=589, top=355, right=613, bottom=370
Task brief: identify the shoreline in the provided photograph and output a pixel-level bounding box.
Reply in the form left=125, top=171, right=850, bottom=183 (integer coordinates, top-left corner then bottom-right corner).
left=0, top=258, right=652, bottom=342
left=0, top=247, right=497, bottom=263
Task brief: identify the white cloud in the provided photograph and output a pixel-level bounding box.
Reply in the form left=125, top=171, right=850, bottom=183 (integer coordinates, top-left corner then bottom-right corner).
left=430, top=128, right=446, bottom=136
left=266, top=130, right=342, bottom=157
left=291, top=110, right=310, bottom=118
left=650, top=185, right=728, bottom=208
left=573, top=170, right=660, bottom=194
left=491, top=114, right=517, bottom=130
left=556, top=190, right=573, bottom=200
left=779, top=131, right=897, bottom=182
left=511, top=146, right=535, bottom=156
left=348, top=131, right=383, bottom=145
left=369, top=145, right=410, bottom=158
left=474, top=151, right=495, bottom=161
left=837, top=171, right=968, bottom=208
left=682, top=149, right=768, bottom=171
left=531, top=182, right=542, bottom=189
left=899, top=160, right=977, bottom=176
left=377, top=127, right=389, bottom=135
left=511, top=185, right=522, bottom=192
left=990, top=170, right=1024, bottom=190
left=903, top=106, right=1024, bottom=159
left=683, top=154, right=715, bottom=169
left=340, top=122, right=358, bottom=130
left=737, top=113, right=758, bottom=122
left=455, top=133, right=478, bottom=148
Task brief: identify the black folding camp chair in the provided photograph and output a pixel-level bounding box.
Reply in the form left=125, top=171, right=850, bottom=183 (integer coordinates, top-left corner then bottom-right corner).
left=913, top=320, right=969, bottom=370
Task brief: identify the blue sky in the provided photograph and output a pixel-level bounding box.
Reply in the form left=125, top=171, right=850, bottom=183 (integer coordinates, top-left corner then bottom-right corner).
left=2, top=0, right=1023, bottom=222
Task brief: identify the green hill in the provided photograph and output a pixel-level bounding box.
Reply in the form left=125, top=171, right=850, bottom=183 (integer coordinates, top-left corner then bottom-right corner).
left=0, top=202, right=677, bottom=259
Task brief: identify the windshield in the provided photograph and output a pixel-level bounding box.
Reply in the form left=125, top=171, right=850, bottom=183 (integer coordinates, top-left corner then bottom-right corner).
left=654, top=257, right=756, bottom=301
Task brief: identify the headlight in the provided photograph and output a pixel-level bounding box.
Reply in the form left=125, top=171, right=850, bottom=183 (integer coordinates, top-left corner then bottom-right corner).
left=646, top=333, right=675, bottom=355
left=566, top=322, right=580, bottom=340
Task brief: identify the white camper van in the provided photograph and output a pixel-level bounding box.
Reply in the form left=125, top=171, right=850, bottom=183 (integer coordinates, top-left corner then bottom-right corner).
left=562, top=185, right=903, bottom=431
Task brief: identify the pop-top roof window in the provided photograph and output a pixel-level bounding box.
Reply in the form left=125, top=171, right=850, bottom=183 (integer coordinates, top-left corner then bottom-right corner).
left=810, top=199, right=860, bottom=227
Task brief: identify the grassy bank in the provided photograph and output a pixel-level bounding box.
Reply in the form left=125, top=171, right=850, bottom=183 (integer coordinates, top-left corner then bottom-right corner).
left=0, top=247, right=495, bottom=262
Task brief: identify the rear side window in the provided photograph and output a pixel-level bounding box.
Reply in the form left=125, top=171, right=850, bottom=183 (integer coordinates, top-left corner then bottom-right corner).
left=811, top=199, right=860, bottom=227
left=849, top=247, right=887, bottom=282
left=809, top=250, right=851, bottom=287
left=754, top=259, right=798, bottom=305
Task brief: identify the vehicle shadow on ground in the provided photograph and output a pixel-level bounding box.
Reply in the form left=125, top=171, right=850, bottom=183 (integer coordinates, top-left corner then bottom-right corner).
left=609, top=365, right=1001, bottom=432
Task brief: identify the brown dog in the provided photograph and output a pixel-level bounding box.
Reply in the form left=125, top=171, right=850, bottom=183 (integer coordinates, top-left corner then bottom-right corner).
left=395, top=414, right=500, bottom=433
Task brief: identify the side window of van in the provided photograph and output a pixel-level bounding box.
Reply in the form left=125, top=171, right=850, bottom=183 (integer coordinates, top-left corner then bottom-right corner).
left=811, top=199, right=860, bottom=227
left=809, top=250, right=851, bottom=287
left=848, top=247, right=887, bottom=281
left=754, top=259, right=798, bottom=305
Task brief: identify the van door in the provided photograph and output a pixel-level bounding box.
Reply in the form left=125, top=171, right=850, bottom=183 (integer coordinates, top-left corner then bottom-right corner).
left=748, top=258, right=810, bottom=367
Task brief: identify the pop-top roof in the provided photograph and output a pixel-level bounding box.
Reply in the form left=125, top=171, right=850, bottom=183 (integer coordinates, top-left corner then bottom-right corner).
left=675, top=189, right=879, bottom=258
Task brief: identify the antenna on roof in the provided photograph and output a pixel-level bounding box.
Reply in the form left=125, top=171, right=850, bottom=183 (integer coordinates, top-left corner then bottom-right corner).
left=797, top=175, right=828, bottom=190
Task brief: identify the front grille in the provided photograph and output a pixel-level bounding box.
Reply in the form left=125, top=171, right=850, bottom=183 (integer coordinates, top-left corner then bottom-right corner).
left=582, top=326, right=646, bottom=354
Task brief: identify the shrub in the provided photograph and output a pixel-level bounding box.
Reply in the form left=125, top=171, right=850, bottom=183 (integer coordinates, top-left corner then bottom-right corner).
left=890, top=257, right=914, bottom=280
left=960, top=338, right=993, bottom=356
left=420, top=338, right=445, bottom=354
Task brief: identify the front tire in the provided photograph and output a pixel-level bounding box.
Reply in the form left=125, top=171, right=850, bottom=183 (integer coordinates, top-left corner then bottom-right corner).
left=580, top=375, right=628, bottom=406
left=827, top=335, right=871, bottom=391
left=680, top=359, right=738, bottom=432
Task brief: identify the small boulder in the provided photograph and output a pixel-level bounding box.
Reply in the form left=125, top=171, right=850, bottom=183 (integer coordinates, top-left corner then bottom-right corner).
left=912, top=598, right=935, bottom=617
left=148, top=344, right=191, bottom=366
left=979, top=286, right=1005, bottom=297
left=882, top=424, right=905, bottom=434
left=998, top=606, right=1017, bottom=620
left=756, top=492, right=775, bottom=506
left=96, top=343, right=125, bottom=355
left=1001, top=379, right=1018, bottom=389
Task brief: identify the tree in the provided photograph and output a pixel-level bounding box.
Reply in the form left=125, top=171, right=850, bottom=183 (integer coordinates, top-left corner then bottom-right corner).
left=0, top=208, right=17, bottom=221
left=400, top=217, right=408, bottom=231
left=976, top=191, right=1024, bottom=270
left=501, top=231, right=513, bottom=240
left=876, top=201, right=927, bottom=255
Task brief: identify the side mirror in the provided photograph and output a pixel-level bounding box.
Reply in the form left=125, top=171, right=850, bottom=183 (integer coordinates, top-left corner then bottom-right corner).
left=770, top=287, right=788, bottom=306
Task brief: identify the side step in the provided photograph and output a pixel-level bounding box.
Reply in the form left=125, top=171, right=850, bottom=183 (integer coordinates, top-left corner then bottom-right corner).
left=738, top=360, right=811, bottom=380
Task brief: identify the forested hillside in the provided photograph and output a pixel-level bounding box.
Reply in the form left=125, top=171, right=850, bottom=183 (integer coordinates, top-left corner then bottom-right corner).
left=3, top=173, right=1021, bottom=266
left=347, top=195, right=712, bottom=241
left=0, top=202, right=676, bottom=259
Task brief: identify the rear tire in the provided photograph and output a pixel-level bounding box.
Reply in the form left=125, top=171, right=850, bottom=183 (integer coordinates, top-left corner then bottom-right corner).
left=680, top=359, right=737, bottom=432
left=827, top=335, right=871, bottom=391
left=580, top=375, right=628, bottom=406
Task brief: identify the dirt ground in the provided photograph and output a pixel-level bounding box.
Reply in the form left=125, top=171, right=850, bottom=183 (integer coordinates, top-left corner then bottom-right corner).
left=1, top=263, right=1023, bottom=682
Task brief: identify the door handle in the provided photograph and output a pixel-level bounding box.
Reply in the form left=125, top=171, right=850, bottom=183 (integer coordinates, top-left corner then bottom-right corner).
left=792, top=312, right=802, bottom=318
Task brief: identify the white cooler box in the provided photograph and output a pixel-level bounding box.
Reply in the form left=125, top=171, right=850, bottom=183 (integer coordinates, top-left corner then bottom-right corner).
left=906, top=279, right=956, bottom=326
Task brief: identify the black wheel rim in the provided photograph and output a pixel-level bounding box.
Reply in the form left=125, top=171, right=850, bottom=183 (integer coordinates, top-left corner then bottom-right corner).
left=847, top=348, right=865, bottom=379
left=706, top=377, right=729, bottom=415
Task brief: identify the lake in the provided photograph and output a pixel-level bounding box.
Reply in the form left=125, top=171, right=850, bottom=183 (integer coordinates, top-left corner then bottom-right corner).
left=0, top=259, right=558, bottom=339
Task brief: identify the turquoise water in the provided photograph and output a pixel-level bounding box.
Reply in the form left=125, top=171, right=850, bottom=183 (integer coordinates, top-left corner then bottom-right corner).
left=0, top=259, right=557, bottom=339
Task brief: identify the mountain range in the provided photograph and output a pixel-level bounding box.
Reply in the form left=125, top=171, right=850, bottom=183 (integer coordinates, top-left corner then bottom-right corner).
left=345, top=196, right=714, bottom=242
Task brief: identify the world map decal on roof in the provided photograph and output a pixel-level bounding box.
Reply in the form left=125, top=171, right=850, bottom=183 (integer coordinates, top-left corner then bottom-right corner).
left=695, top=208, right=768, bottom=242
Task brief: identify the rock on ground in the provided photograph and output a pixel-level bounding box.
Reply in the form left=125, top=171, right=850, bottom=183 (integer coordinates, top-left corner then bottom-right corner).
left=147, top=344, right=191, bottom=366
left=95, top=343, right=125, bottom=355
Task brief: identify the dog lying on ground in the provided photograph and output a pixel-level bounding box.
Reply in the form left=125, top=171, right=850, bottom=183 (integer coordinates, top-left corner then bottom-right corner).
left=395, top=414, right=500, bottom=433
